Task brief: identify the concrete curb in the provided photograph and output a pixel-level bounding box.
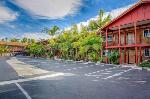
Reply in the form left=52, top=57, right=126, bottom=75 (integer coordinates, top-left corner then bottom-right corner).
left=142, top=67, right=150, bottom=72
left=21, top=56, right=150, bottom=72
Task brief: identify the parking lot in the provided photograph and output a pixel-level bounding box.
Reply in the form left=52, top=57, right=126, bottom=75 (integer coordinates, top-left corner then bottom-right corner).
left=0, top=56, right=150, bottom=99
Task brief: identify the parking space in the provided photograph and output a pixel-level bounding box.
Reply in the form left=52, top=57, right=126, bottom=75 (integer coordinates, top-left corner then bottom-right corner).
left=0, top=84, right=27, bottom=99
left=0, top=56, right=150, bottom=99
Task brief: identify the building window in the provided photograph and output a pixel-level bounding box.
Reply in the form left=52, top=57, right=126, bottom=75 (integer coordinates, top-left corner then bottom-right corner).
left=144, top=49, right=150, bottom=57
left=103, top=50, right=111, bottom=56
left=143, top=29, right=150, bottom=37
left=127, top=33, right=135, bottom=44
left=108, top=35, right=113, bottom=41
left=103, top=35, right=113, bottom=42
left=103, top=50, right=107, bottom=56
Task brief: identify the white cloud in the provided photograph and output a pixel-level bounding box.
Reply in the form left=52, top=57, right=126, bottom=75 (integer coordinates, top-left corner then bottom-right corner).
left=110, top=4, right=133, bottom=19
left=5, top=23, right=16, bottom=29
left=0, top=5, right=18, bottom=24
left=12, top=0, right=82, bottom=19
left=22, top=33, right=52, bottom=40
left=65, top=4, right=132, bottom=31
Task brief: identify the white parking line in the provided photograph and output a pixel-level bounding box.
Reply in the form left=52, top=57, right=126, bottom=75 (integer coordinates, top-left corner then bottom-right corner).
left=15, top=83, right=32, bottom=99
left=0, top=73, right=64, bottom=86
left=85, top=66, right=119, bottom=75
left=63, top=64, right=96, bottom=71
left=72, top=68, right=77, bottom=70
left=103, top=68, right=133, bottom=79
left=85, top=75, right=102, bottom=77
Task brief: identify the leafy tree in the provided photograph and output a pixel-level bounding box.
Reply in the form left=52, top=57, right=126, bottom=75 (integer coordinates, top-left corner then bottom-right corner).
left=41, top=27, right=49, bottom=33
left=48, top=26, right=60, bottom=36
left=25, top=9, right=110, bottom=62
left=21, top=37, right=28, bottom=43
left=26, top=43, right=46, bottom=57
left=0, top=46, right=8, bottom=56
left=10, top=38, right=19, bottom=42
left=97, top=9, right=111, bottom=29
left=88, top=20, right=99, bottom=31
left=88, top=9, right=111, bottom=31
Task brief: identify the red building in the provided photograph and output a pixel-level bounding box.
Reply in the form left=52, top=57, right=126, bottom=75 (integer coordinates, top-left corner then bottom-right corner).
left=100, top=0, right=150, bottom=65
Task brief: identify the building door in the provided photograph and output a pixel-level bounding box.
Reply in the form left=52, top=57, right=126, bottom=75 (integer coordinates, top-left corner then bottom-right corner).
left=127, top=49, right=135, bottom=64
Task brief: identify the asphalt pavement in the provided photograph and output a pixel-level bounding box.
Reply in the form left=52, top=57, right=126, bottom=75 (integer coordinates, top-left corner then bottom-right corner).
left=0, top=56, right=150, bottom=99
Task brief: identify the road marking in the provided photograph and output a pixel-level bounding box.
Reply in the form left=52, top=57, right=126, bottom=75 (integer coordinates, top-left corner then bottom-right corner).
left=82, top=62, right=89, bottom=64
left=92, top=80, right=99, bottom=82
left=103, top=68, right=133, bottom=79
left=15, top=83, right=32, bottom=99
left=85, top=75, right=102, bottom=77
left=63, top=64, right=95, bottom=71
left=72, top=68, right=77, bottom=70
left=85, top=66, right=119, bottom=75
left=0, top=73, right=64, bottom=86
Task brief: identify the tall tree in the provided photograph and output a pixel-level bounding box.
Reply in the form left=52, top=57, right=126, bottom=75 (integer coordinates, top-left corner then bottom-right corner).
left=10, top=38, right=19, bottom=42
left=97, top=9, right=111, bottom=29
left=41, top=27, right=49, bottom=33
left=88, top=20, right=99, bottom=31
left=88, top=9, right=111, bottom=31
left=21, top=37, right=28, bottom=43
left=48, top=26, right=60, bottom=36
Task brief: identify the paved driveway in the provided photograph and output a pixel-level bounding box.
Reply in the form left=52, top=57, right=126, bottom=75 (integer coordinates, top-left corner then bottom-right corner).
left=0, top=56, right=150, bottom=99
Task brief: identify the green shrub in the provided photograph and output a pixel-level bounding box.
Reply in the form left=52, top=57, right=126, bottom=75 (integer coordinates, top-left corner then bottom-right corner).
left=108, top=50, right=119, bottom=64
left=47, top=51, right=54, bottom=58
left=139, top=60, right=150, bottom=68
left=26, top=43, right=46, bottom=57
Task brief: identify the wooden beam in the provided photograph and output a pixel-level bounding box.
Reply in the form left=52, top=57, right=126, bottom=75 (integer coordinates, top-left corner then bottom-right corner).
left=134, top=22, right=138, bottom=65
left=139, top=47, right=142, bottom=63
left=118, top=25, right=122, bottom=64
left=105, top=29, right=108, bottom=63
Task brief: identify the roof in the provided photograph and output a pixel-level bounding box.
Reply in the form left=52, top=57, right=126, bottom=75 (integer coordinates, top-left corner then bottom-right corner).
left=0, top=41, right=28, bottom=47
left=101, top=0, right=150, bottom=30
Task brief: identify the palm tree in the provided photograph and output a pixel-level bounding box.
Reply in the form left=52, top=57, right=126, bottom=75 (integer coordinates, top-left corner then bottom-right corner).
left=88, top=9, right=111, bottom=31
left=10, top=38, right=19, bottom=42
left=97, top=9, right=111, bottom=29
left=41, top=27, right=49, bottom=33
left=21, top=37, right=28, bottom=43
left=48, top=26, right=60, bottom=36
left=36, top=9, right=110, bottom=61
left=88, top=20, right=99, bottom=31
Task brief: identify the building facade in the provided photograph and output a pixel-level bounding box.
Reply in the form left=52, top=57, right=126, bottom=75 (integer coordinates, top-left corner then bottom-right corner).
left=100, top=0, right=150, bottom=65
left=0, top=41, right=27, bottom=56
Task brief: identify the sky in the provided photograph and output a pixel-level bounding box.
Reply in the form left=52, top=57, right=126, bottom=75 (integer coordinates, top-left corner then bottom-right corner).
left=0, top=0, right=139, bottom=40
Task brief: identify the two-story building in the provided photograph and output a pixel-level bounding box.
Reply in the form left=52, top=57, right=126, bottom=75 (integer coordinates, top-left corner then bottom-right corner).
left=100, top=0, right=150, bottom=65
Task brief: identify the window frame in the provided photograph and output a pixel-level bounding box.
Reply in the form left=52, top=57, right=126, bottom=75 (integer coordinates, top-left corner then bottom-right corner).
left=144, top=48, right=150, bottom=57
left=102, top=50, right=111, bottom=56
left=143, top=29, right=150, bottom=37
left=127, top=33, right=135, bottom=44
left=103, top=35, right=113, bottom=42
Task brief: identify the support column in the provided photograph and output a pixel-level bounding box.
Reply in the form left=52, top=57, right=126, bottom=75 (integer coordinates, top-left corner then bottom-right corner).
left=100, top=32, right=103, bottom=60
left=134, top=22, right=138, bottom=65
left=124, top=31, right=126, bottom=64
left=139, top=47, right=142, bottom=63
left=118, top=25, right=122, bottom=64
left=124, top=48, right=126, bottom=63
left=105, top=29, right=108, bottom=63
